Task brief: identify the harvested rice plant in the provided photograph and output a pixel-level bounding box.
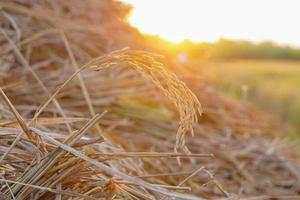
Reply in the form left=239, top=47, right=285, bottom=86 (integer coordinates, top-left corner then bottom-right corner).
left=0, top=0, right=300, bottom=200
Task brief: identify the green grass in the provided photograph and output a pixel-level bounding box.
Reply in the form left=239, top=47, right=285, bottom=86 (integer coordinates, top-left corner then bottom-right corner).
left=202, top=59, right=300, bottom=136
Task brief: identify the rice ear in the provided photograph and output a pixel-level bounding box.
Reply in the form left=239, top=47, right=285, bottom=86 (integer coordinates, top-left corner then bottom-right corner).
left=89, top=49, right=203, bottom=150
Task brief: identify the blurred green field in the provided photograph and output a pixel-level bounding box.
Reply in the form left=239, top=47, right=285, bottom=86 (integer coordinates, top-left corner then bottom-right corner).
left=202, top=59, right=300, bottom=136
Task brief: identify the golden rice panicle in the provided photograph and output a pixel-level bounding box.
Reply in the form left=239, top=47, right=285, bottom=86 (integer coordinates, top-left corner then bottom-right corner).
left=89, top=49, right=203, bottom=151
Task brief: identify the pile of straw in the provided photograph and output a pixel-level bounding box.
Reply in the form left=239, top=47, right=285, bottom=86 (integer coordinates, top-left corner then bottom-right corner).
left=1, top=1, right=300, bottom=199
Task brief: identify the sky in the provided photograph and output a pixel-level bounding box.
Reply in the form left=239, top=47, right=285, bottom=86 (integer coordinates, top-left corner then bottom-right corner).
left=121, top=0, right=300, bottom=46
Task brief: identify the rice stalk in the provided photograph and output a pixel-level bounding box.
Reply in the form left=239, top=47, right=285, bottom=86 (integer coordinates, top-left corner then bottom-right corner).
left=31, top=48, right=202, bottom=151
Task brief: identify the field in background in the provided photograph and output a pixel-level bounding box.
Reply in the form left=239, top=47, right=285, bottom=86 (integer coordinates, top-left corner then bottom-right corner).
left=201, top=59, right=300, bottom=137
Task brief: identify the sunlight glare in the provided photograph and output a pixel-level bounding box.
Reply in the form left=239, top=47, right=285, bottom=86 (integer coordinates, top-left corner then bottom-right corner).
left=121, top=0, right=300, bottom=46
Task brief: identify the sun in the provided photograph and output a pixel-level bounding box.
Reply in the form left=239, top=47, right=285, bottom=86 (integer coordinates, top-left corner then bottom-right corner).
left=122, top=0, right=220, bottom=43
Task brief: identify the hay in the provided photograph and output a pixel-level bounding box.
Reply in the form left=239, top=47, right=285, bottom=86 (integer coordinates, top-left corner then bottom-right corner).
left=0, top=0, right=300, bottom=199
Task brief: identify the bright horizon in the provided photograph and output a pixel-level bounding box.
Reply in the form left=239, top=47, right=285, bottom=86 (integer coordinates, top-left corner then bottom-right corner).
left=121, top=0, right=300, bottom=47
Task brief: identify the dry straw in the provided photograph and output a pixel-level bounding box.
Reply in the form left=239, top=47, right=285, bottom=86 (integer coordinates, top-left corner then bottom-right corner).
left=1, top=1, right=300, bottom=200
